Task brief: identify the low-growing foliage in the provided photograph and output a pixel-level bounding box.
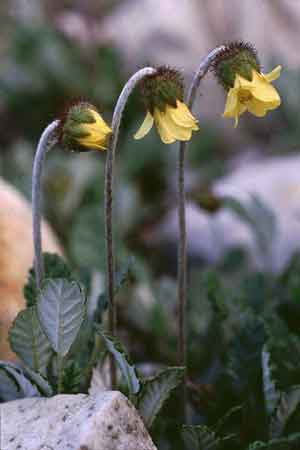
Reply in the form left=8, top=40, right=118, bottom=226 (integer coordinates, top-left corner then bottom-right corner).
left=3, top=245, right=300, bottom=450
left=3, top=253, right=184, bottom=434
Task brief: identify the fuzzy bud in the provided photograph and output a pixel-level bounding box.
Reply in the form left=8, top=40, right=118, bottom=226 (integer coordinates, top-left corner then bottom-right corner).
left=212, top=41, right=260, bottom=91
left=139, top=66, right=184, bottom=114
left=58, top=100, right=112, bottom=152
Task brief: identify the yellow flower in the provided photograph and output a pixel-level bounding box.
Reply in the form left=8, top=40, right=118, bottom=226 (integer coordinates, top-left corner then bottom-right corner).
left=76, top=108, right=112, bottom=151
left=223, top=66, right=282, bottom=127
left=134, top=99, right=199, bottom=144
left=60, top=102, right=112, bottom=152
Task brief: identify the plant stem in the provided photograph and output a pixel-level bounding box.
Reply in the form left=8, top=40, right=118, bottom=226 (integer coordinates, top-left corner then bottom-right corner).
left=83, top=334, right=102, bottom=388
left=177, top=46, right=225, bottom=419
left=105, top=67, right=156, bottom=389
left=32, top=120, right=59, bottom=290
left=57, top=354, right=64, bottom=394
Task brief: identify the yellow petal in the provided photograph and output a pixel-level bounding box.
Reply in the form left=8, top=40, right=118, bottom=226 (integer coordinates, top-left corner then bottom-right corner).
left=246, top=99, right=268, bottom=117
left=89, top=109, right=112, bottom=134
left=253, top=83, right=281, bottom=106
left=80, top=111, right=112, bottom=140
left=154, top=109, right=176, bottom=144
left=176, top=100, right=196, bottom=119
left=163, top=107, right=193, bottom=141
left=234, top=114, right=239, bottom=128
left=77, top=111, right=112, bottom=151
left=223, top=88, right=239, bottom=118
left=171, top=100, right=199, bottom=129
left=250, top=71, right=281, bottom=105
left=233, top=103, right=247, bottom=128
left=223, top=83, right=249, bottom=127
left=77, top=137, right=107, bottom=151
left=262, top=65, right=282, bottom=83
left=134, top=111, right=154, bottom=140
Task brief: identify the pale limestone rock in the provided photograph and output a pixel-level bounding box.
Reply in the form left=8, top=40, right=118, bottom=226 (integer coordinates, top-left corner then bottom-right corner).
left=0, top=178, right=62, bottom=360
left=152, top=155, right=300, bottom=272
left=101, top=0, right=300, bottom=69
left=1, top=392, right=157, bottom=450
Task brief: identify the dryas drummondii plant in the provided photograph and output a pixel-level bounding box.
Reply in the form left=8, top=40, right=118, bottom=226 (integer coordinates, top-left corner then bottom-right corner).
left=104, top=67, right=156, bottom=388
left=32, top=102, right=111, bottom=290
left=29, top=42, right=282, bottom=416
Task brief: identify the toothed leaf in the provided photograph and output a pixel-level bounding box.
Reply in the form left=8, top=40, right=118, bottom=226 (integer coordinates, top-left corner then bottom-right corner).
left=9, top=306, right=52, bottom=375
left=137, top=366, right=184, bottom=428
left=96, top=328, right=140, bottom=396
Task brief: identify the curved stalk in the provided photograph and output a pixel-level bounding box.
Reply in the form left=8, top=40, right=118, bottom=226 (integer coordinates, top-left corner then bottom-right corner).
left=32, top=120, right=59, bottom=290
left=177, top=46, right=225, bottom=416
left=105, top=67, right=156, bottom=388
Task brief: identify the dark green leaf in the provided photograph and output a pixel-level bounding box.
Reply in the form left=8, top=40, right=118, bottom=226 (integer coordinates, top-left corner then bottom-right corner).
left=182, top=425, right=232, bottom=450
left=94, top=257, right=134, bottom=323
left=37, top=278, right=86, bottom=356
left=137, top=366, right=184, bottom=428
left=96, top=328, right=140, bottom=396
left=9, top=306, right=52, bottom=375
left=24, top=253, right=73, bottom=307
left=227, top=312, right=265, bottom=392
left=247, top=432, right=300, bottom=449
left=61, top=360, right=82, bottom=394
left=270, top=387, right=300, bottom=438
left=215, top=404, right=244, bottom=434
left=0, top=362, right=40, bottom=401
left=23, top=366, right=53, bottom=397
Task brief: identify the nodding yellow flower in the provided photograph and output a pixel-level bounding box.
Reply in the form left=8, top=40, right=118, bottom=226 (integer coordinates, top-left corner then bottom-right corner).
left=134, top=66, right=199, bottom=144
left=223, top=66, right=282, bottom=127
left=134, top=99, right=199, bottom=144
left=212, top=42, right=282, bottom=127
left=59, top=101, right=112, bottom=152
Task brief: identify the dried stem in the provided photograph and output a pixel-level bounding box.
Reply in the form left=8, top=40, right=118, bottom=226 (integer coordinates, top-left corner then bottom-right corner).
left=177, top=46, right=225, bottom=418
left=32, top=120, right=59, bottom=290
left=105, top=67, right=156, bottom=389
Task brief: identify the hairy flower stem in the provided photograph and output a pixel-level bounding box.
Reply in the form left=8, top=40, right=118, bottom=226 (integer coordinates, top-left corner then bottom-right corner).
left=57, top=354, right=65, bottom=394
left=177, top=46, right=225, bottom=419
left=105, top=67, right=156, bottom=389
left=32, top=120, right=59, bottom=290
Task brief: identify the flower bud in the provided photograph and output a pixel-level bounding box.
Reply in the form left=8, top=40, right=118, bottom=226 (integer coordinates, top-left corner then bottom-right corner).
left=59, top=101, right=112, bottom=152
left=140, top=66, right=184, bottom=113
left=212, top=41, right=260, bottom=91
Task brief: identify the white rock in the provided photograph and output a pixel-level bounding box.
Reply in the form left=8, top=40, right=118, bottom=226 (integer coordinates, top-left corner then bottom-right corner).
left=101, top=0, right=300, bottom=69
left=152, top=155, right=300, bottom=272
left=1, top=392, right=157, bottom=450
